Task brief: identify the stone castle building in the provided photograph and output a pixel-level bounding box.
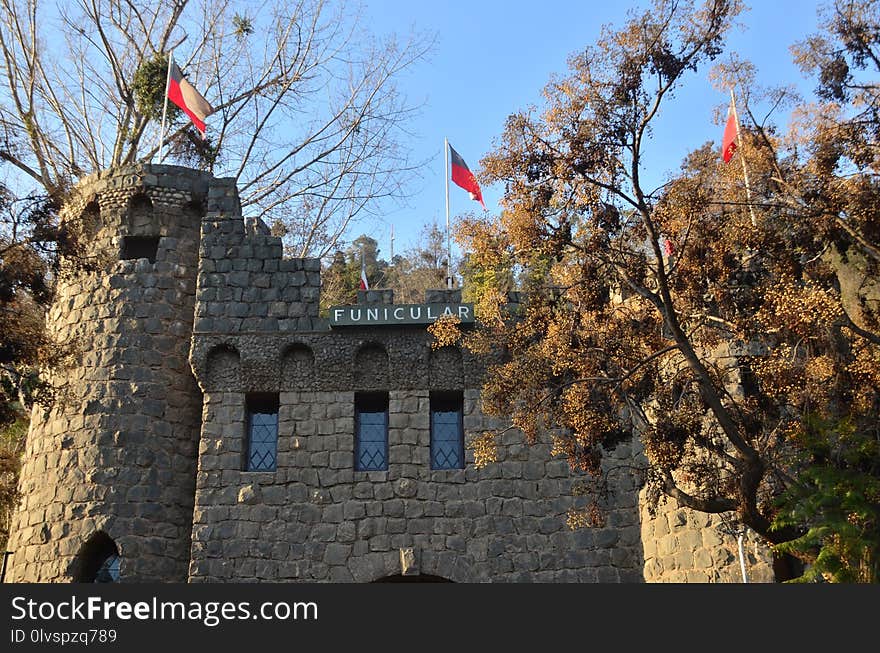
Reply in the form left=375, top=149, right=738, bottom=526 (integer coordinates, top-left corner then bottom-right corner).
left=4, top=164, right=775, bottom=583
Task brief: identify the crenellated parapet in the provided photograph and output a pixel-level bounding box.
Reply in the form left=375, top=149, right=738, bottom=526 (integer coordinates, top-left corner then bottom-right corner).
left=193, top=191, right=322, bottom=336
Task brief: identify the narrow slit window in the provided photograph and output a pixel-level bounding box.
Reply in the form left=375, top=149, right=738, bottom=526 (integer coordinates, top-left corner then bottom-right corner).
left=120, top=236, right=160, bottom=263
left=431, top=391, right=464, bottom=470
left=355, top=392, right=388, bottom=471
left=246, top=393, right=279, bottom=472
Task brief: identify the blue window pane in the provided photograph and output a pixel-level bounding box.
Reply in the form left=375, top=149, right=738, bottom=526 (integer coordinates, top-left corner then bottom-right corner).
left=95, top=554, right=120, bottom=583
left=247, top=408, right=278, bottom=471
left=356, top=394, right=388, bottom=471
left=431, top=396, right=464, bottom=470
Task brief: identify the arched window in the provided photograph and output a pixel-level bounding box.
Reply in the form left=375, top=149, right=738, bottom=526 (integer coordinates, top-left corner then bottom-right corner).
left=73, top=532, right=121, bottom=583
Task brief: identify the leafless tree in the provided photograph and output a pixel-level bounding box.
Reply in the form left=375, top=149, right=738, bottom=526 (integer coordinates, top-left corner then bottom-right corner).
left=0, top=0, right=433, bottom=255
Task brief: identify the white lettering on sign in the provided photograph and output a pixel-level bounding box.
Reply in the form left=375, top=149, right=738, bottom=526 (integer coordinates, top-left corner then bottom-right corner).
left=329, top=303, right=476, bottom=327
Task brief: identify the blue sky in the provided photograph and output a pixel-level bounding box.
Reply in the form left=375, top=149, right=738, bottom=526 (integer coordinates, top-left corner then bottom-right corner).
left=358, top=0, right=825, bottom=261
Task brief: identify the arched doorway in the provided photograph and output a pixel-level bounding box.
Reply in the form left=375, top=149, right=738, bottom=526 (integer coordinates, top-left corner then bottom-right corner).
left=72, top=532, right=121, bottom=583
left=372, top=574, right=453, bottom=583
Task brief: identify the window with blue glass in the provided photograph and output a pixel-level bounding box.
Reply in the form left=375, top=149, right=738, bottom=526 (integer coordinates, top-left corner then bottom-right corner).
left=431, top=391, right=464, bottom=470
left=246, top=394, right=278, bottom=471
left=355, top=392, right=388, bottom=471
left=95, top=554, right=120, bottom=583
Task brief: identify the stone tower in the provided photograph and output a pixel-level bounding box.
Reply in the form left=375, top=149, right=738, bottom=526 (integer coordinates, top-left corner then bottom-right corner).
left=5, top=164, right=230, bottom=582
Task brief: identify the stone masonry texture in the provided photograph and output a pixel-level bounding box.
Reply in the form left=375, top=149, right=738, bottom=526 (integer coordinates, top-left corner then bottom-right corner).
left=6, top=165, right=212, bottom=582
left=6, top=165, right=776, bottom=583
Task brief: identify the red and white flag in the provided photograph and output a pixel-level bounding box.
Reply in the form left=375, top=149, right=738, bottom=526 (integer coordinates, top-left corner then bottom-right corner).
left=167, top=60, right=214, bottom=138
left=359, top=251, right=369, bottom=290
left=449, top=144, right=486, bottom=210
left=721, top=101, right=738, bottom=163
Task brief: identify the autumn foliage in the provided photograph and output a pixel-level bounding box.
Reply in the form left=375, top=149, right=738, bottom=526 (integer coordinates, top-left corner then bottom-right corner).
left=445, top=0, right=879, bottom=581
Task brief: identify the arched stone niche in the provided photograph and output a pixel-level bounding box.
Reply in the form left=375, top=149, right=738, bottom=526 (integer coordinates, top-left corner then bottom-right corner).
left=79, top=199, right=101, bottom=237
left=126, top=192, right=154, bottom=233
left=205, top=344, right=241, bottom=391
left=428, top=346, right=463, bottom=389
left=61, top=198, right=101, bottom=247
left=355, top=342, right=389, bottom=389
left=282, top=343, right=315, bottom=387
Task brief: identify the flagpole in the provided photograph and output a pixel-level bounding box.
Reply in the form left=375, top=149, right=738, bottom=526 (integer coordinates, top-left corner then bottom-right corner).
left=158, top=52, right=173, bottom=164
left=444, top=137, right=452, bottom=290
left=729, top=86, right=757, bottom=227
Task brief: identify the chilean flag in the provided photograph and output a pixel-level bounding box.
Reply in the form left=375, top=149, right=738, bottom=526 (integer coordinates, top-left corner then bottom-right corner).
left=359, top=252, right=369, bottom=290
left=449, top=144, right=486, bottom=210
left=167, top=61, right=214, bottom=138
left=722, top=102, right=738, bottom=163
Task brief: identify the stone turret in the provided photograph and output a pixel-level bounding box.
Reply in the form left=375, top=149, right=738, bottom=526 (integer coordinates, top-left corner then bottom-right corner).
left=5, top=164, right=216, bottom=582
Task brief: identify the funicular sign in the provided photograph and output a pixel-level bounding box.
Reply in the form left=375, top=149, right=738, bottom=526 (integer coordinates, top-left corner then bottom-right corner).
left=329, top=303, right=475, bottom=327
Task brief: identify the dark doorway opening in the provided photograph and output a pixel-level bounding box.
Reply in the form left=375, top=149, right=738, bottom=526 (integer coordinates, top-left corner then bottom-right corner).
left=372, top=574, right=453, bottom=583
left=72, top=532, right=120, bottom=583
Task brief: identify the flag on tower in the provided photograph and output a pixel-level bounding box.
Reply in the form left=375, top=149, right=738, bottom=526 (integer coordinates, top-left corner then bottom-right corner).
left=359, top=249, right=369, bottom=290
left=721, top=100, right=738, bottom=163
left=167, top=60, right=214, bottom=138
left=449, top=144, right=486, bottom=210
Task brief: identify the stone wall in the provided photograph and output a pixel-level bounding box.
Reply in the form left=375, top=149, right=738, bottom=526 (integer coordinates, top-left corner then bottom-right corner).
left=187, top=201, right=645, bottom=583
left=639, top=493, right=775, bottom=583
left=188, top=387, right=644, bottom=582
left=5, top=165, right=210, bottom=582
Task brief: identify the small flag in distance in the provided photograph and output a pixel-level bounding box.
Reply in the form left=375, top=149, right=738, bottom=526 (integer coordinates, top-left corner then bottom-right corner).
left=359, top=251, right=369, bottom=290
left=721, top=103, right=738, bottom=163
left=167, top=61, right=214, bottom=138
left=449, top=144, right=486, bottom=210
